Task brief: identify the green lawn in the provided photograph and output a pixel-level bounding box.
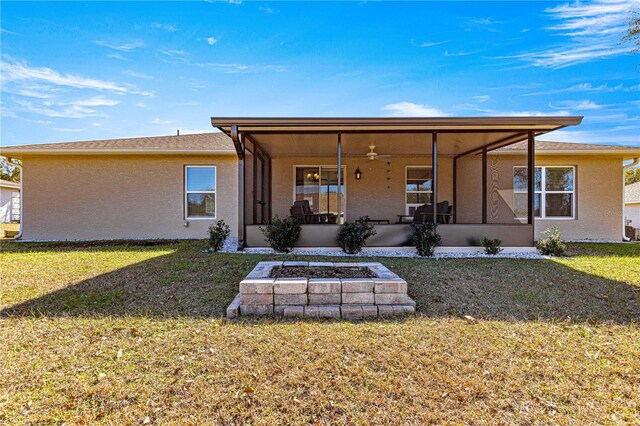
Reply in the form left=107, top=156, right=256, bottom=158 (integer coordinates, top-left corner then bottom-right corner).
left=1, top=241, right=638, bottom=424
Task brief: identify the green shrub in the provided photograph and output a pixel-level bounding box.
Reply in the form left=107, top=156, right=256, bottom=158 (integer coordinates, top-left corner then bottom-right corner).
left=412, top=222, right=441, bottom=257
left=207, top=220, right=231, bottom=252
left=337, top=216, right=377, bottom=254
left=481, top=237, right=503, bottom=255
left=261, top=216, right=301, bottom=253
left=536, top=227, right=567, bottom=256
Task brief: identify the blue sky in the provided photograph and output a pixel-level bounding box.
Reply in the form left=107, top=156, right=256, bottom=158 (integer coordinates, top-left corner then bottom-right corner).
left=1, top=0, right=639, bottom=147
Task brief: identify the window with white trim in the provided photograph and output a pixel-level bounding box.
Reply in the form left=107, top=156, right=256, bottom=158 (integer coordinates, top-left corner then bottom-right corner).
left=185, top=166, right=216, bottom=219
left=405, top=166, right=433, bottom=215
left=513, top=166, right=574, bottom=219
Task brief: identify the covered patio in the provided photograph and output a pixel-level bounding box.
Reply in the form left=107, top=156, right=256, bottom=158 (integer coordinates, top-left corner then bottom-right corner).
left=211, top=117, right=582, bottom=249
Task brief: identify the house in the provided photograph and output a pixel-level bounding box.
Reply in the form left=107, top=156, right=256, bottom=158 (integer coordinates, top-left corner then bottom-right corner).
left=0, top=179, right=20, bottom=223
left=2, top=116, right=639, bottom=248
left=625, top=181, right=640, bottom=238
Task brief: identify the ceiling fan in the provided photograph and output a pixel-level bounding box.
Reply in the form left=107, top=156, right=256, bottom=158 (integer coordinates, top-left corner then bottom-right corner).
left=365, top=145, right=391, bottom=161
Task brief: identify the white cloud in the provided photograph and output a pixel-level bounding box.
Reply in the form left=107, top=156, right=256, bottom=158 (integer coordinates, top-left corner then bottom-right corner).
left=523, top=82, right=640, bottom=96
left=1, top=56, right=153, bottom=96
left=152, top=118, right=173, bottom=125
left=58, top=96, right=120, bottom=107
left=51, top=127, right=85, bottom=132
left=444, top=50, right=476, bottom=57
left=158, top=49, right=188, bottom=58
left=549, top=100, right=603, bottom=110
left=539, top=129, right=640, bottom=146
left=207, top=37, right=217, bottom=45
left=107, top=53, right=128, bottom=61
left=382, top=102, right=448, bottom=117
left=94, top=40, right=144, bottom=52
left=259, top=6, right=274, bottom=14
left=411, top=39, right=448, bottom=48
left=473, top=95, right=490, bottom=102
left=152, top=23, right=177, bottom=32
left=123, top=70, right=154, bottom=80
left=15, top=100, right=103, bottom=118
left=512, top=0, right=635, bottom=68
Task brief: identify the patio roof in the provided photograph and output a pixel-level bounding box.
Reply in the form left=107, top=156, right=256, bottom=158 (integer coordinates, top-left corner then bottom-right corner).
left=211, top=116, right=583, bottom=157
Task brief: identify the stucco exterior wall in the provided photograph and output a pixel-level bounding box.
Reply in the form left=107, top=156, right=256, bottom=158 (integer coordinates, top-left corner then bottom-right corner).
left=457, top=154, right=624, bottom=241
left=270, top=156, right=453, bottom=223
left=21, top=155, right=238, bottom=241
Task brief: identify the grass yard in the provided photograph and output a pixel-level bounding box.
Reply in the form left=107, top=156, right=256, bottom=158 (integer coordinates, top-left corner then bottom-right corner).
left=1, top=241, right=638, bottom=424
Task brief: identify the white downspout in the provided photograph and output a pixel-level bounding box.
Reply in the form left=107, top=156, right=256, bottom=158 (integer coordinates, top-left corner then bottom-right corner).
left=7, top=158, right=22, bottom=239
left=623, top=158, right=639, bottom=242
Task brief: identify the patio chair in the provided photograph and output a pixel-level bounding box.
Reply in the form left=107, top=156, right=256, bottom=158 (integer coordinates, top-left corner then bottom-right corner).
left=413, top=201, right=451, bottom=224
left=290, top=200, right=319, bottom=224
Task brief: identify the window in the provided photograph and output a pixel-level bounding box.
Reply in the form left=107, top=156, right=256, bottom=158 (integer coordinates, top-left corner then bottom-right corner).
left=185, top=166, right=216, bottom=219
left=513, top=166, right=574, bottom=219
left=294, top=166, right=345, bottom=220
left=405, top=166, right=432, bottom=215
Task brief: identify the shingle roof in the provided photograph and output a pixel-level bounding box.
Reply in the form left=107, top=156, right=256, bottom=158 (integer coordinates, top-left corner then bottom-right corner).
left=1, top=132, right=235, bottom=154
left=499, top=140, right=639, bottom=152
left=626, top=182, right=640, bottom=204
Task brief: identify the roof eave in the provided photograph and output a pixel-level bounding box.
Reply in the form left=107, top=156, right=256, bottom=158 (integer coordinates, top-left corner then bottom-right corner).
left=1, top=149, right=237, bottom=157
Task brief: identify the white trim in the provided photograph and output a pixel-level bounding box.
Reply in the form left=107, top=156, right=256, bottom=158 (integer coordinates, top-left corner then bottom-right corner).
left=405, top=165, right=433, bottom=215
left=292, top=165, right=347, bottom=222
left=513, top=165, right=575, bottom=220
left=185, top=165, right=217, bottom=220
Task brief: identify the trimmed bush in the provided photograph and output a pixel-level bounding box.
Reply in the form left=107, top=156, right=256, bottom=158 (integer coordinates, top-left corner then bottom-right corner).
left=261, top=216, right=301, bottom=253
left=337, top=216, right=377, bottom=254
left=536, top=227, right=567, bottom=256
left=412, top=222, right=441, bottom=257
left=481, top=237, right=503, bottom=255
left=207, top=220, right=231, bottom=252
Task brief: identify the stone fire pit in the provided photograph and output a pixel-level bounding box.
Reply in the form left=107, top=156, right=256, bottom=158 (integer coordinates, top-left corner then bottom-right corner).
left=226, top=261, right=415, bottom=319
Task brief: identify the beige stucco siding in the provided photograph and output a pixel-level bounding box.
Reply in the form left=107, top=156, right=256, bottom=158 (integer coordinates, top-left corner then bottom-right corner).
left=457, top=154, right=624, bottom=240
left=271, top=156, right=453, bottom=222
left=22, top=155, right=238, bottom=240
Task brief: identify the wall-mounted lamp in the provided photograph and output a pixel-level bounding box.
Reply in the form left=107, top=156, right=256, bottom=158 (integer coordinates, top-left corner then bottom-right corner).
left=355, top=167, right=362, bottom=180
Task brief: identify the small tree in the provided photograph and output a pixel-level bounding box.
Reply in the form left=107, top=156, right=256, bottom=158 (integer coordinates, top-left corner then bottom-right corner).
left=207, top=220, right=231, bottom=252
left=337, top=216, right=377, bottom=254
left=261, top=216, right=301, bottom=253
left=412, top=222, right=441, bottom=257
left=536, top=227, right=567, bottom=257
left=481, top=237, right=503, bottom=255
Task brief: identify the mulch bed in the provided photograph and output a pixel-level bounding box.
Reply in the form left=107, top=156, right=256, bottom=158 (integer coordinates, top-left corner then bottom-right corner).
left=270, top=266, right=376, bottom=279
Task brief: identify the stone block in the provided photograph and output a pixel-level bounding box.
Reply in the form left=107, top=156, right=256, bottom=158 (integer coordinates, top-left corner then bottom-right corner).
left=393, top=305, right=415, bottom=315
left=283, top=306, right=304, bottom=318
left=332, top=262, right=359, bottom=267
left=317, top=305, right=341, bottom=319
left=308, top=278, right=341, bottom=294
left=273, top=278, right=307, bottom=294
left=375, top=293, right=414, bottom=305
left=341, top=279, right=374, bottom=293
left=240, top=293, right=273, bottom=305
left=341, top=305, right=363, bottom=320
left=283, top=261, right=308, bottom=267
left=240, top=304, right=273, bottom=316
left=304, top=305, right=319, bottom=318
left=274, top=305, right=298, bottom=316
left=226, top=294, right=241, bottom=319
left=377, top=305, right=395, bottom=318
left=374, top=280, right=407, bottom=294
left=342, top=292, right=374, bottom=305
left=239, top=278, right=274, bottom=294
left=274, top=294, right=307, bottom=305
left=309, top=261, right=334, bottom=267
left=361, top=304, right=378, bottom=319
left=308, top=293, right=341, bottom=305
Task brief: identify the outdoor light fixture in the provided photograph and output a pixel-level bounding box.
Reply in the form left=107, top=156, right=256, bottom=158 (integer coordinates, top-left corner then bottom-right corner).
left=355, top=167, right=362, bottom=180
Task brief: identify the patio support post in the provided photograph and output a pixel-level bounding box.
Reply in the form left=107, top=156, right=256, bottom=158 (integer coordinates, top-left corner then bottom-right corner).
left=527, top=131, right=535, bottom=225
left=231, top=125, right=245, bottom=250
left=337, top=132, right=342, bottom=224
left=432, top=131, right=438, bottom=223
left=482, top=146, right=487, bottom=224
left=453, top=156, right=457, bottom=224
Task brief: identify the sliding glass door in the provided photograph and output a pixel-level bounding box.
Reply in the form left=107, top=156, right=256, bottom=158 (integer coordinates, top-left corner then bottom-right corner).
left=294, top=166, right=346, bottom=222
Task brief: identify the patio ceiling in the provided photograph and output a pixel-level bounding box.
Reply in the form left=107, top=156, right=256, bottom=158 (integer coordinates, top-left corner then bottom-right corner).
left=211, top=116, right=583, bottom=158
